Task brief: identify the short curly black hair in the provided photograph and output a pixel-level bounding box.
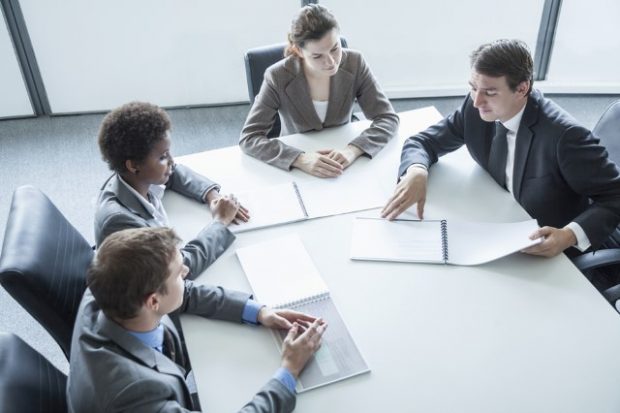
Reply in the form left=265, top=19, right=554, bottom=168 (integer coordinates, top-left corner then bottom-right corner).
left=98, top=101, right=171, bottom=173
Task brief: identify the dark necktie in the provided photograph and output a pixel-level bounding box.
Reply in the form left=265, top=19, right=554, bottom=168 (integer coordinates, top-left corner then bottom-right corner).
left=162, top=324, right=186, bottom=368
left=162, top=324, right=200, bottom=410
left=488, top=122, right=509, bottom=189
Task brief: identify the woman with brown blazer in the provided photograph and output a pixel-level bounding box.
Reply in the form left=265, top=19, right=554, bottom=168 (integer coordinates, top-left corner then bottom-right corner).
left=240, top=4, right=399, bottom=178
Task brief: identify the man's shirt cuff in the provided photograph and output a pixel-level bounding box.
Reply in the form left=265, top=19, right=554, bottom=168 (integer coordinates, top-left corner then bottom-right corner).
left=241, top=299, right=263, bottom=324
left=274, top=367, right=297, bottom=394
left=565, top=222, right=591, bottom=251
left=399, top=163, right=427, bottom=180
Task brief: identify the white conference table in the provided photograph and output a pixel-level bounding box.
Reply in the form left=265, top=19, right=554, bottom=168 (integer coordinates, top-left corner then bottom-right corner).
left=165, top=107, right=620, bottom=413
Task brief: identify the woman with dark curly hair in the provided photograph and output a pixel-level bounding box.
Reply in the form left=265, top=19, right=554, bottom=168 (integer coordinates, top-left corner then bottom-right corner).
left=240, top=4, right=399, bottom=177
left=95, top=101, right=249, bottom=279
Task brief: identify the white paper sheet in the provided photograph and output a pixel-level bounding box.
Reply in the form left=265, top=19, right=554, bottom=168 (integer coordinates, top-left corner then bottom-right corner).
left=350, top=217, right=541, bottom=266
left=235, top=234, right=328, bottom=307
left=230, top=182, right=306, bottom=233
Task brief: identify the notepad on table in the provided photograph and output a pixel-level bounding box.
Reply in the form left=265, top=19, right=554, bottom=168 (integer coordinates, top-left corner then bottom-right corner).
left=350, top=217, right=541, bottom=266
left=236, top=234, right=370, bottom=392
left=231, top=178, right=389, bottom=233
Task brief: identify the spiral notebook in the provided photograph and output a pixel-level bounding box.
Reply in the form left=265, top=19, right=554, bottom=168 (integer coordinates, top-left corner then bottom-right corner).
left=236, top=234, right=370, bottom=392
left=350, top=217, right=541, bottom=266
left=231, top=178, right=389, bottom=233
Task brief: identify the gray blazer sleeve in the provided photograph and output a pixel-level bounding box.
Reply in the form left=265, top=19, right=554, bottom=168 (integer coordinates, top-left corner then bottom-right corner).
left=238, top=379, right=296, bottom=413
left=167, top=163, right=220, bottom=203
left=179, top=280, right=249, bottom=321
left=103, top=377, right=294, bottom=413
left=179, top=283, right=296, bottom=413
left=349, top=54, right=399, bottom=157
left=239, top=74, right=303, bottom=170
left=104, top=380, right=200, bottom=413
left=182, top=221, right=235, bottom=279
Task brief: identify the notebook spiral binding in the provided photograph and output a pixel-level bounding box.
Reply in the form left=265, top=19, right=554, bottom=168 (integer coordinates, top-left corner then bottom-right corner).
left=276, top=291, right=330, bottom=309
left=440, top=219, right=449, bottom=263
left=292, top=181, right=309, bottom=218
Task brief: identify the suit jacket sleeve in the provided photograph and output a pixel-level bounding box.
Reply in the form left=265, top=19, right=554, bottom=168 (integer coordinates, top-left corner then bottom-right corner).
left=238, top=379, right=296, bottom=413
left=556, top=127, right=620, bottom=248
left=349, top=54, right=399, bottom=157
left=398, top=97, right=469, bottom=179
left=167, top=163, right=220, bottom=203
left=179, top=280, right=249, bottom=321
left=179, top=282, right=296, bottom=413
left=181, top=221, right=235, bottom=279
left=166, top=164, right=235, bottom=279
left=105, top=379, right=200, bottom=413
left=104, top=378, right=295, bottom=413
left=239, top=71, right=303, bottom=170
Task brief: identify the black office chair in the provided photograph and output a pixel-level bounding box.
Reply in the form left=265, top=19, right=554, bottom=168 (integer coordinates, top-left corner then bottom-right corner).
left=571, top=100, right=620, bottom=305
left=244, top=37, right=349, bottom=138
left=0, top=332, right=67, bottom=413
left=0, top=186, right=93, bottom=359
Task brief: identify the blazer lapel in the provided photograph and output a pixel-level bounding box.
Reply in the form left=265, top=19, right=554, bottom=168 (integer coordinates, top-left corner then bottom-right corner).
left=97, top=312, right=188, bottom=379
left=324, top=51, right=354, bottom=126
left=512, top=93, right=540, bottom=200
left=107, top=174, right=154, bottom=221
left=284, top=58, right=323, bottom=129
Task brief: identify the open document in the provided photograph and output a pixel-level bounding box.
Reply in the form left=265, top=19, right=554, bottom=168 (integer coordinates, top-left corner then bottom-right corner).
left=350, top=217, right=542, bottom=266
left=236, top=234, right=370, bottom=392
left=231, top=174, right=391, bottom=233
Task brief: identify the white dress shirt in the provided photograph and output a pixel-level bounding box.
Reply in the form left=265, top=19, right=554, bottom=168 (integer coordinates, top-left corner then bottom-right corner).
left=312, top=100, right=329, bottom=123
left=118, top=175, right=170, bottom=227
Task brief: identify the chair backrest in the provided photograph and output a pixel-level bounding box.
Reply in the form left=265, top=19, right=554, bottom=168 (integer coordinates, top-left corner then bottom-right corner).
left=0, top=186, right=93, bottom=359
left=0, top=332, right=67, bottom=413
left=593, top=99, right=620, bottom=165
left=243, top=37, right=348, bottom=138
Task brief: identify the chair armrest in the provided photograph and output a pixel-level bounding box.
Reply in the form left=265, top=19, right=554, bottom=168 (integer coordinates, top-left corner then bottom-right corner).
left=603, top=284, right=620, bottom=310
left=572, top=249, right=620, bottom=272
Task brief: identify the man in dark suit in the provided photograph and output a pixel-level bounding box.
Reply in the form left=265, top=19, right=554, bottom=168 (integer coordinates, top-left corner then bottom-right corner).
left=382, top=39, right=620, bottom=264
left=67, top=227, right=325, bottom=413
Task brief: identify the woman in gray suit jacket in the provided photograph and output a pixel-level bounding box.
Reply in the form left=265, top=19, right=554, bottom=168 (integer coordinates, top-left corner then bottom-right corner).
left=95, top=101, right=249, bottom=279
left=240, top=4, right=399, bottom=177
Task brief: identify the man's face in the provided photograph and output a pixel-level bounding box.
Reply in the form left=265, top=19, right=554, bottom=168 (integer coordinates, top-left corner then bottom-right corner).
left=468, top=71, right=529, bottom=123
left=155, top=250, right=188, bottom=315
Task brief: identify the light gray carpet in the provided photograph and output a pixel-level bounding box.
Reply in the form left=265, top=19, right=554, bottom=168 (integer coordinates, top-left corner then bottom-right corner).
left=0, top=94, right=618, bottom=373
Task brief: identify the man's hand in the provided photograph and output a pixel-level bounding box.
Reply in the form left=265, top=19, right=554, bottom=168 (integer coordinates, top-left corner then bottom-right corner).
left=522, top=226, right=577, bottom=257
left=381, top=166, right=428, bottom=220
left=280, top=319, right=327, bottom=378
left=322, top=145, right=364, bottom=169
left=292, top=151, right=343, bottom=178
left=210, top=195, right=240, bottom=226
left=257, top=307, right=320, bottom=330
left=206, top=190, right=249, bottom=224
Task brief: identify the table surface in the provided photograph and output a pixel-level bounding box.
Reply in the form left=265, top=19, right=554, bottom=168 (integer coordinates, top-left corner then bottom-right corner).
left=165, top=107, right=620, bottom=413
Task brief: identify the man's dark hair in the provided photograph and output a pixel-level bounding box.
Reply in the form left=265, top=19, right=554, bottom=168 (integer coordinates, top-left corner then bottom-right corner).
left=98, top=101, right=171, bottom=173
left=87, top=227, right=180, bottom=320
left=470, top=39, right=534, bottom=94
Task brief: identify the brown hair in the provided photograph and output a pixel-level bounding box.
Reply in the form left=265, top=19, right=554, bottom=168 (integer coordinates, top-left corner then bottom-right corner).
left=87, top=227, right=180, bottom=320
left=470, top=39, right=534, bottom=95
left=98, top=101, right=171, bottom=173
left=285, top=4, right=339, bottom=57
